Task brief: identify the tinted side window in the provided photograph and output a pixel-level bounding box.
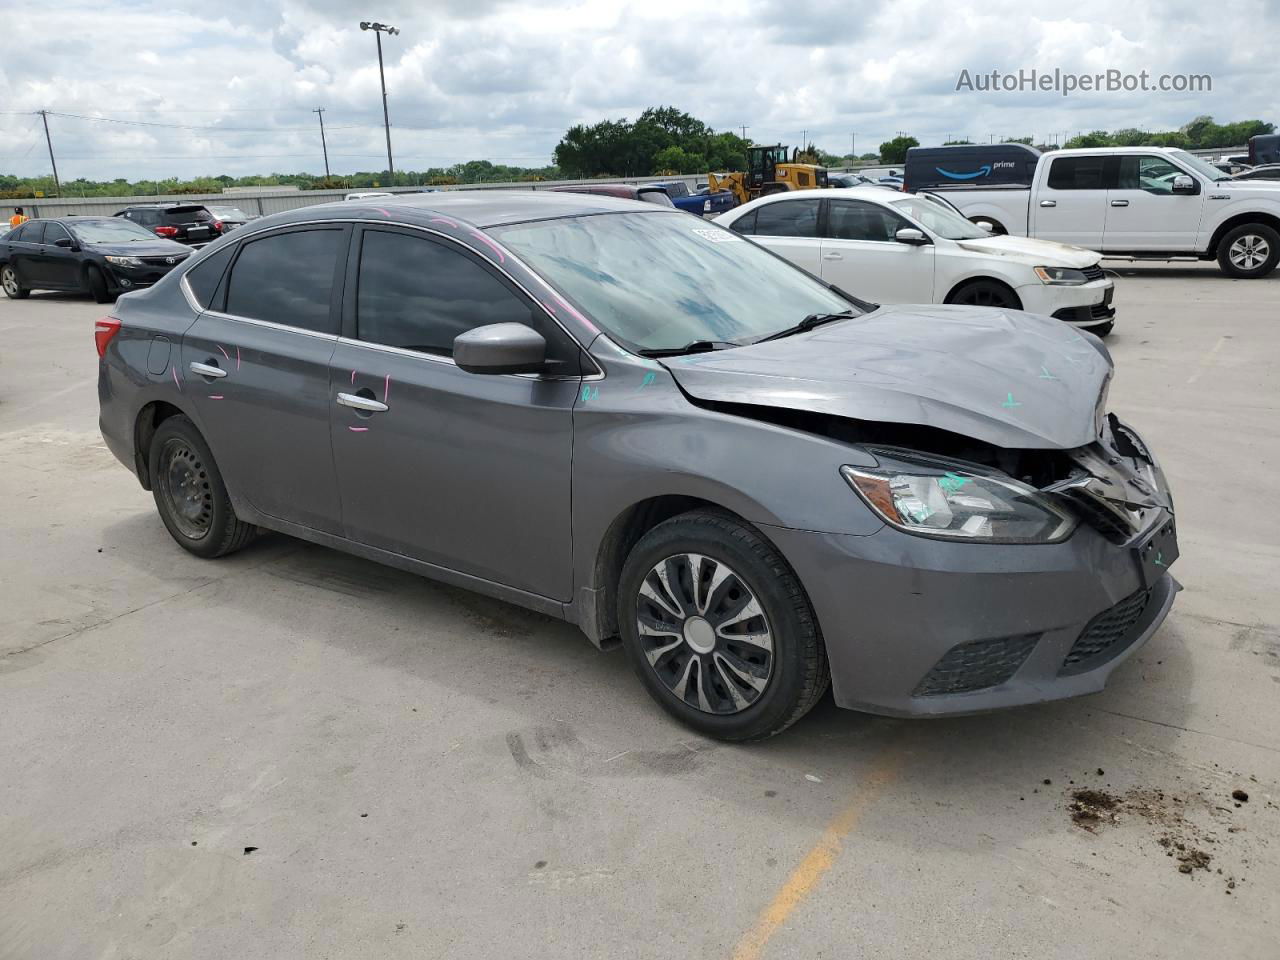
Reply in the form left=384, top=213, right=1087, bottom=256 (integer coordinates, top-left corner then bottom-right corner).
left=1047, top=156, right=1108, bottom=190
left=729, top=209, right=758, bottom=235
left=20, top=222, right=45, bottom=244
left=225, top=229, right=343, bottom=333
left=43, top=222, right=70, bottom=244
left=184, top=243, right=237, bottom=309
left=356, top=229, right=577, bottom=367
left=752, top=200, right=820, bottom=237
left=8, top=224, right=29, bottom=242
left=827, top=201, right=911, bottom=242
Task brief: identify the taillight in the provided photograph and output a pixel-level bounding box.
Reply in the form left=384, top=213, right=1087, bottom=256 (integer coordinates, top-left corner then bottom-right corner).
left=95, top=316, right=122, bottom=357
left=154, top=226, right=178, bottom=237
left=213, top=220, right=224, bottom=232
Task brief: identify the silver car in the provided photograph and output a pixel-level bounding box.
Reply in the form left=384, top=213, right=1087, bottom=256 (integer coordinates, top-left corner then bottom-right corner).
left=97, top=192, right=1179, bottom=740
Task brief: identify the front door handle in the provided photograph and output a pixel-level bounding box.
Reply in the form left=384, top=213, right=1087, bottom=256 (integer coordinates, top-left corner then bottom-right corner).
left=1110, top=199, right=1129, bottom=207
left=336, top=392, right=388, bottom=413
left=822, top=252, right=843, bottom=261
left=189, top=361, right=227, bottom=379
left=1039, top=200, right=1057, bottom=208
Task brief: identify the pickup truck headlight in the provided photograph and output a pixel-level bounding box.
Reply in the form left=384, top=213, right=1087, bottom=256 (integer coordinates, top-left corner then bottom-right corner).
left=104, top=255, right=143, bottom=267
left=1034, top=266, right=1090, bottom=285
left=841, top=452, right=1076, bottom=543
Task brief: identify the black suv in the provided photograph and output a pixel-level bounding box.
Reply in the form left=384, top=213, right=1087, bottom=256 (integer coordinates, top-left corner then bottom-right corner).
left=114, top=203, right=223, bottom=246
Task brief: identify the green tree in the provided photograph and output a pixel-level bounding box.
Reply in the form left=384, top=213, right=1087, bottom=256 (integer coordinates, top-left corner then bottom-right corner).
left=878, top=135, right=919, bottom=164
left=1063, top=130, right=1113, bottom=149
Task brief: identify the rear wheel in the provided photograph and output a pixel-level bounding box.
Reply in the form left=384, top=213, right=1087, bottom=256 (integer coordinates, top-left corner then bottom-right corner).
left=148, top=415, right=256, bottom=559
left=1217, top=223, right=1279, bottom=278
left=85, top=265, right=114, bottom=304
left=618, top=510, right=829, bottom=741
left=1, top=264, right=29, bottom=299
left=947, top=279, right=1022, bottom=310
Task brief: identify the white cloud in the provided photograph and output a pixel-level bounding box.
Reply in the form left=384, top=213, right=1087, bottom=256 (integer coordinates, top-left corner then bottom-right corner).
left=0, top=0, right=1272, bottom=180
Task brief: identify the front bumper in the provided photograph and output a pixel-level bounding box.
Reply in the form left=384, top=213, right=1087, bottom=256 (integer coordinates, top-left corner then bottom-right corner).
left=766, top=520, right=1178, bottom=716
left=1018, top=278, right=1115, bottom=329
left=104, top=262, right=183, bottom=290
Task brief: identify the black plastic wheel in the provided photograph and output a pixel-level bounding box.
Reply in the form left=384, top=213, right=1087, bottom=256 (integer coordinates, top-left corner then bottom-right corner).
left=618, top=510, right=829, bottom=741
left=1217, top=223, right=1279, bottom=279
left=947, top=279, right=1022, bottom=310
left=86, top=265, right=114, bottom=304
left=1, top=264, right=29, bottom=299
left=148, top=415, right=256, bottom=559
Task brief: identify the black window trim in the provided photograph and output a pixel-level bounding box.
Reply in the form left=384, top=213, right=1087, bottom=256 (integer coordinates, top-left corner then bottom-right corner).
left=42, top=221, right=71, bottom=244
left=340, top=221, right=594, bottom=379
left=823, top=197, right=915, bottom=243
left=179, top=240, right=239, bottom=313
left=1046, top=154, right=1121, bottom=191
left=205, top=224, right=352, bottom=339
left=750, top=196, right=824, bottom=239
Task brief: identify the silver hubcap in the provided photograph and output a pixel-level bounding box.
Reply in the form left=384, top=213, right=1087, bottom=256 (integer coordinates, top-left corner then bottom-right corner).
left=2, top=268, right=16, bottom=295
left=1229, top=234, right=1270, bottom=270
left=636, top=553, right=774, bottom=715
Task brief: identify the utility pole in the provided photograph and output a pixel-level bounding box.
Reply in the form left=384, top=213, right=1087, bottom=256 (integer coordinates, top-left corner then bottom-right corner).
left=38, top=110, right=61, bottom=197
left=313, top=108, right=331, bottom=180
left=360, top=21, right=400, bottom=183
left=740, top=125, right=749, bottom=141
left=851, top=132, right=855, bottom=158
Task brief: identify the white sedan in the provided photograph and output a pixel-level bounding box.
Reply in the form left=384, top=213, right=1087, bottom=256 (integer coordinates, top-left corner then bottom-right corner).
left=713, top=186, right=1116, bottom=335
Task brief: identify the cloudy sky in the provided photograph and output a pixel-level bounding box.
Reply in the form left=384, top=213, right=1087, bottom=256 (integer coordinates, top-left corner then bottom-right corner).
left=2, top=0, right=1277, bottom=181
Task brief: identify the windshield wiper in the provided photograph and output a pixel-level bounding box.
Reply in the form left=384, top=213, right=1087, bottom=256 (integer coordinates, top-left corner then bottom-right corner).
left=637, top=340, right=737, bottom=358
left=754, top=310, right=854, bottom=344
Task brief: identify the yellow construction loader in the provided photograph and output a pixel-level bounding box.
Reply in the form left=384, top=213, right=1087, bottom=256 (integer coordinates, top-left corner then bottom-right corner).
left=708, top=145, right=829, bottom=206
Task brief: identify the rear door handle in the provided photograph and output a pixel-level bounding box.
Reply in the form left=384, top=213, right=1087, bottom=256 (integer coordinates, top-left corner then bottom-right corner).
left=336, top=392, right=388, bottom=413
left=1110, top=199, right=1129, bottom=207
left=189, top=361, right=227, bottom=379
left=1039, top=200, right=1057, bottom=208
left=822, top=252, right=843, bottom=261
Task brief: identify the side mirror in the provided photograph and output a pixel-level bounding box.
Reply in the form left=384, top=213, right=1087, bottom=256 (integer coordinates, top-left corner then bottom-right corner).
left=975, top=220, right=995, bottom=232
left=894, top=227, right=930, bottom=246
left=53, top=237, right=74, bottom=248
left=454, top=323, right=547, bottom=375
left=1171, top=174, right=1197, bottom=195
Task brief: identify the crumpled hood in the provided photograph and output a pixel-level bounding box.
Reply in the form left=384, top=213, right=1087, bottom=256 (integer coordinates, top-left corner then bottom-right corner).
left=954, top=234, right=1102, bottom=268
left=663, top=304, right=1113, bottom=450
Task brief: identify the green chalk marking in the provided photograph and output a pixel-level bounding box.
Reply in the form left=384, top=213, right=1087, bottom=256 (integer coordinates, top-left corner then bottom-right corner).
left=1039, top=366, right=1058, bottom=380
left=938, top=472, right=969, bottom=494
left=1001, top=392, right=1022, bottom=408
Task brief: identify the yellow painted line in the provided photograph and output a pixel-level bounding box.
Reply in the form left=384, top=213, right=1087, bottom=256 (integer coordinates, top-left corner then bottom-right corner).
left=1186, top=335, right=1228, bottom=384
left=730, top=746, right=905, bottom=960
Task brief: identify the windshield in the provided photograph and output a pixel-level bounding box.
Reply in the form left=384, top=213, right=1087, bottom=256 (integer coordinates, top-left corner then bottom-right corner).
left=1171, top=150, right=1230, bottom=182
left=69, top=219, right=160, bottom=244
left=890, top=197, right=988, bottom=240
left=208, top=206, right=249, bottom=219
left=490, top=212, right=857, bottom=353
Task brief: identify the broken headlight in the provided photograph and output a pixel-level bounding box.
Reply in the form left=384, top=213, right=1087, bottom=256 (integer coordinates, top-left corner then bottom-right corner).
left=841, top=452, right=1077, bottom=544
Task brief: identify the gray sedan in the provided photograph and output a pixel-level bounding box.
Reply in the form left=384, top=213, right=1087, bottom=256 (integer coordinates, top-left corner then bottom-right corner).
left=97, top=191, right=1178, bottom=740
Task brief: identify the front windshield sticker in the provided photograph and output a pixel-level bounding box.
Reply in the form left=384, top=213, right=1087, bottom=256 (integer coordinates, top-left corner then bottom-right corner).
left=690, top=228, right=742, bottom=243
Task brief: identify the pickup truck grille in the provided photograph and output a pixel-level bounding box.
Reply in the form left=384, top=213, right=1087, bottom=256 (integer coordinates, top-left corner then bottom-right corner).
left=1081, top=264, right=1106, bottom=282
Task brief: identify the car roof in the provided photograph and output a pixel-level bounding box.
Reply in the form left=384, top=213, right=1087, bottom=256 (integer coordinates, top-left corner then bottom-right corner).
left=262, top=189, right=668, bottom=231
left=727, top=184, right=898, bottom=217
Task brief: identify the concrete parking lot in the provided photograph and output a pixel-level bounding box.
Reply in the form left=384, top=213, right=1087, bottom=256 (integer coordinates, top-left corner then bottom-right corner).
left=1, top=264, right=1277, bottom=960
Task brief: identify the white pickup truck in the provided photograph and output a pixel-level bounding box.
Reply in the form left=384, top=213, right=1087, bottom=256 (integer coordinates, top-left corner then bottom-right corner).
left=921, top=147, right=1280, bottom=278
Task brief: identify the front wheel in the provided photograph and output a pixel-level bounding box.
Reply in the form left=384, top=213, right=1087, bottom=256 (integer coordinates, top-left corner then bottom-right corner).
left=1, top=264, right=29, bottom=299
left=946, top=279, right=1022, bottom=310
left=1217, top=224, right=1279, bottom=279
left=85, top=265, right=114, bottom=304
left=148, top=415, right=257, bottom=559
left=618, top=510, right=829, bottom=741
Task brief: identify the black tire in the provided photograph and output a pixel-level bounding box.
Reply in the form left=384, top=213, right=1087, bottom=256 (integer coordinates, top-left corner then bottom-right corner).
left=1086, top=320, right=1114, bottom=337
left=85, top=265, right=114, bottom=304
left=946, top=279, right=1022, bottom=310
left=1216, top=223, right=1279, bottom=279
left=1, top=264, right=29, bottom=299
left=617, top=510, right=829, bottom=741
left=148, top=415, right=256, bottom=559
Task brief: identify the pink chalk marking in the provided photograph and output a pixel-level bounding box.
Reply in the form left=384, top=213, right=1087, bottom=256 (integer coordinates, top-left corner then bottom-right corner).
left=543, top=300, right=557, bottom=314
left=383, top=373, right=391, bottom=402
left=351, top=369, right=357, bottom=385
left=430, top=216, right=460, bottom=228
left=552, top=292, right=599, bottom=334
left=171, top=366, right=181, bottom=391
left=348, top=426, right=369, bottom=432
left=236, top=346, right=241, bottom=370
left=216, top=344, right=230, bottom=361
left=373, top=207, right=393, bottom=218
left=469, top=230, right=506, bottom=264
left=209, top=395, right=224, bottom=400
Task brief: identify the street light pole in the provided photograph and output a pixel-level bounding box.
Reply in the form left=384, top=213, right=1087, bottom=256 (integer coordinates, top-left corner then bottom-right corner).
left=360, top=21, right=399, bottom=184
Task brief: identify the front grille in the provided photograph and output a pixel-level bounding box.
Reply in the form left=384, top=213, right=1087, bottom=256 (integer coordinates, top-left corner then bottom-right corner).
left=913, top=633, right=1040, bottom=697
left=1059, top=588, right=1151, bottom=674
left=1081, top=264, right=1107, bottom=282
left=140, top=255, right=188, bottom=266
left=1089, top=301, right=1114, bottom=320
left=1052, top=303, right=1115, bottom=323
